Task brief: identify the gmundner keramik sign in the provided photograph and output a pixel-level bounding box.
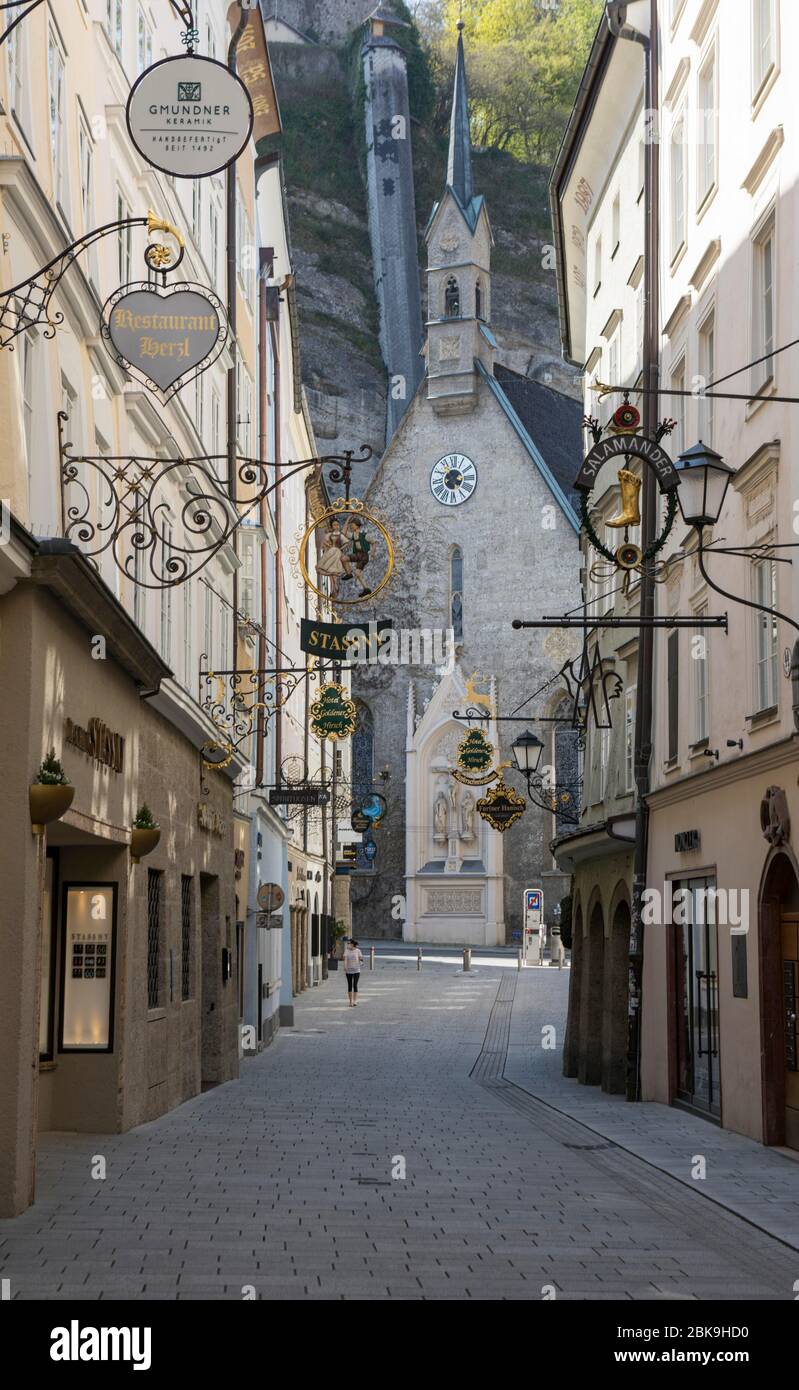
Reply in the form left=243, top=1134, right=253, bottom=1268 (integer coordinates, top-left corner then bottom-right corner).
left=127, top=54, right=253, bottom=178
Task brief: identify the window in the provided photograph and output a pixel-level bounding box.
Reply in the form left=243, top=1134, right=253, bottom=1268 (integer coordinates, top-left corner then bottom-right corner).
left=753, top=558, right=778, bottom=711
left=611, top=194, right=620, bottom=257
left=183, top=579, right=193, bottom=688
left=61, top=885, right=116, bottom=1052
left=21, top=331, right=36, bottom=466
left=444, top=277, right=460, bottom=318
left=593, top=236, right=602, bottom=295
left=670, top=356, right=686, bottom=459
left=48, top=31, right=68, bottom=213
left=181, top=876, right=193, bottom=1002
left=117, top=190, right=132, bottom=283
left=107, top=0, right=123, bottom=59
left=450, top=545, right=463, bottom=641
left=137, top=6, right=153, bottom=75
left=204, top=583, right=215, bottom=665
left=693, top=616, right=710, bottom=742
left=6, top=19, right=28, bottom=131
left=752, top=213, right=775, bottom=393
left=697, top=48, right=717, bottom=206
left=624, top=687, right=636, bottom=792
left=698, top=311, right=715, bottom=443
left=194, top=375, right=205, bottom=446
left=752, top=0, right=776, bottom=99
left=667, top=630, right=679, bottom=761
left=133, top=542, right=145, bottom=633
left=147, top=869, right=162, bottom=1010
left=78, top=120, right=94, bottom=234
left=236, top=191, right=255, bottom=302
left=475, top=279, right=483, bottom=321
left=670, top=113, right=686, bottom=260
left=239, top=527, right=260, bottom=622
left=160, top=525, right=173, bottom=659
left=219, top=602, right=230, bottom=671
left=192, top=179, right=203, bottom=245
left=40, top=855, right=56, bottom=1059
left=209, top=199, right=220, bottom=283
left=211, top=389, right=222, bottom=463
left=635, top=281, right=645, bottom=371
left=599, top=724, right=611, bottom=801
left=637, top=138, right=645, bottom=202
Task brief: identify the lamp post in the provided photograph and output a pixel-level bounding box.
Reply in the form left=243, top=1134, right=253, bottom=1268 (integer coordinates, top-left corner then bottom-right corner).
left=511, top=729, right=545, bottom=788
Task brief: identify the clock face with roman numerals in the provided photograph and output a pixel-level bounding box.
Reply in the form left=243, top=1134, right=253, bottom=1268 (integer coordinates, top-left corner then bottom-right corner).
left=430, top=453, right=477, bottom=506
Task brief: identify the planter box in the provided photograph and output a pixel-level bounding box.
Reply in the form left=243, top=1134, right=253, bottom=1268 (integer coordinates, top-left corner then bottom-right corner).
left=130, top=826, right=161, bottom=863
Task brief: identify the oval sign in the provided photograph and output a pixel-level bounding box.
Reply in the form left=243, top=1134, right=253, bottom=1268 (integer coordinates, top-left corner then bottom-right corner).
left=127, top=54, right=254, bottom=178
left=257, top=882, right=285, bottom=914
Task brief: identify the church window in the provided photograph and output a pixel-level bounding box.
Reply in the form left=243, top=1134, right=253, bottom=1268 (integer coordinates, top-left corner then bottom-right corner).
left=553, top=697, right=581, bottom=832
left=476, top=280, right=483, bottom=321
left=444, top=276, right=461, bottom=318
left=450, top=546, right=463, bottom=642
left=353, top=702, right=375, bottom=871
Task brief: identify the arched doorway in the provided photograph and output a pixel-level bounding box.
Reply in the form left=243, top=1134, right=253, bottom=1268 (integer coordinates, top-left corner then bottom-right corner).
left=563, top=903, right=583, bottom=1078
left=602, top=893, right=630, bottom=1094
left=578, top=900, right=604, bottom=1085
left=759, top=847, right=799, bottom=1148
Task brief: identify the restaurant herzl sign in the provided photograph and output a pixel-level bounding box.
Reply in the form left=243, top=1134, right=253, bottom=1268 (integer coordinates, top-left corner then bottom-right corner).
left=127, top=54, right=253, bottom=178
left=64, top=717, right=124, bottom=774
left=102, top=285, right=226, bottom=403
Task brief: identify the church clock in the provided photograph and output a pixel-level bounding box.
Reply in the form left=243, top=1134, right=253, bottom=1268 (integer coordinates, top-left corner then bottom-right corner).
left=429, top=453, right=477, bottom=506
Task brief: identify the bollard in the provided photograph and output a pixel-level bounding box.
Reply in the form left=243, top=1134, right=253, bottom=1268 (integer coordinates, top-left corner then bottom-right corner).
left=369, top=946, right=375, bottom=971
left=417, top=947, right=422, bottom=971
left=463, top=947, right=472, bottom=972
left=550, top=924, right=562, bottom=968
left=517, top=949, right=523, bottom=971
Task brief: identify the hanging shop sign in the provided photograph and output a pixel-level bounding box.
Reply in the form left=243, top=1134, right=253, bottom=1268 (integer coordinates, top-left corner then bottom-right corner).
left=64, top=717, right=125, bottom=774
left=576, top=403, right=679, bottom=589
left=126, top=54, right=254, bottom=179
left=310, top=683, right=358, bottom=742
left=351, top=810, right=371, bottom=833
left=226, top=2, right=282, bottom=144
left=300, top=617, right=393, bottom=658
left=451, top=727, right=498, bottom=787
left=476, top=779, right=526, bottom=834
left=257, top=882, right=285, bottom=915
left=268, top=788, right=331, bottom=808
left=296, top=499, right=396, bottom=609
left=102, top=283, right=226, bottom=404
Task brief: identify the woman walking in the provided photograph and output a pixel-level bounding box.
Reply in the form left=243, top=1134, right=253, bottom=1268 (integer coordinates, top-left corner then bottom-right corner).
left=343, top=938, right=363, bottom=1007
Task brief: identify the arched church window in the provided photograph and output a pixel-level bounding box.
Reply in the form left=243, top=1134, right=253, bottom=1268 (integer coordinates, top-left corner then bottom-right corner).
left=450, top=546, right=463, bottom=642
left=475, top=280, right=483, bottom=321
left=444, top=276, right=460, bottom=318
left=353, top=701, right=374, bottom=805
left=553, top=696, right=581, bottom=833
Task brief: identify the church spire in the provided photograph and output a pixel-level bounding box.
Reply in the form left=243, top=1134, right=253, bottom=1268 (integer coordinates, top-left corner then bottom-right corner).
left=446, top=21, right=474, bottom=209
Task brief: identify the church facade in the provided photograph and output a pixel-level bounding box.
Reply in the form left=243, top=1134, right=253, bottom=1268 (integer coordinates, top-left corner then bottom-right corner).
left=350, top=28, right=583, bottom=944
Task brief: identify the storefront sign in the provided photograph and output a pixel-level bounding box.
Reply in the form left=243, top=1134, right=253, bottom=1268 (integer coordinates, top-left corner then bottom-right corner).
left=257, top=882, right=285, bottom=914
left=126, top=54, right=253, bottom=178
left=269, top=788, right=331, bottom=807
left=574, top=429, right=680, bottom=495
left=674, top=829, right=701, bottom=853
left=476, top=779, right=526, bottom=833
left=104, top=286, right=223, bottom=399
left=197, top=802, right=227, bottom=837
left=300, top=617, right=392, bottom=658
left=227, top=3, right=281, bottom=143
left=64, top=717, right=125, bottom=774
left=310, top=683, right=357, bottom=742
left=60, top=886, right=116, bottom=1052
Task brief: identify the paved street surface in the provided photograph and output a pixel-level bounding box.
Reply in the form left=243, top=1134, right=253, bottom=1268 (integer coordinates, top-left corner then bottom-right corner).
left=3, top=952, right=799, bottom=1300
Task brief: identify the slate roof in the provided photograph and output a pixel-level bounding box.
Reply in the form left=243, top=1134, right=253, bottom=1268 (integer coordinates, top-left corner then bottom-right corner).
left=492, top=363, right=583, bottom=522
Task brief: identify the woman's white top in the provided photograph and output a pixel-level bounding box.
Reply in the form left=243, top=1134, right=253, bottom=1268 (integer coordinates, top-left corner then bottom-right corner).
left=343, top=947, right=363, bottom=972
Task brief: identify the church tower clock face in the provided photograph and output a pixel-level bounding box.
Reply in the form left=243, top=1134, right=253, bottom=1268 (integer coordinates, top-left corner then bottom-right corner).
left=430, top=453, right=477, bottom=506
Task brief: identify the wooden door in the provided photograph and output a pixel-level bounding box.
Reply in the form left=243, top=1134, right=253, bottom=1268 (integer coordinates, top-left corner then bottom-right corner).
left=781, top=913, right=799, bottom=1149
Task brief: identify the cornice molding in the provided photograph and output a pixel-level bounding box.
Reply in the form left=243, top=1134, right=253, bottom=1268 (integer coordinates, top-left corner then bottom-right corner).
left=690, top=0, right=720, bottom=47
left=742, top=126, right=784, bottom=197
left=689, top=237, right=721, bottom=293
left=662, top=293, right=692, bottom=340
left=648, top=735, right=799, bottom=811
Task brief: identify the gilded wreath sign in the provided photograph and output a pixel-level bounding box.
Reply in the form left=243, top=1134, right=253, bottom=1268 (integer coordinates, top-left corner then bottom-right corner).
left=310, top=683, right=357, bottom=742
left=476, top=779, right=526, bottom=833
left=296, top=498, right=396, bottom=609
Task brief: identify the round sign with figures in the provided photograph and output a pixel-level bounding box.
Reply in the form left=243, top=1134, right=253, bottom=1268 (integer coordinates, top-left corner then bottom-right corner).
left=127, top=54, right=254, bottom=179
left=430, top=453, right=477, bottom=506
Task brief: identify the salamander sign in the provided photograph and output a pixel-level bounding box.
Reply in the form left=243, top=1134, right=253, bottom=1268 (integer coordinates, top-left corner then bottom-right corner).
left=127, top=55, right=254, bottom=178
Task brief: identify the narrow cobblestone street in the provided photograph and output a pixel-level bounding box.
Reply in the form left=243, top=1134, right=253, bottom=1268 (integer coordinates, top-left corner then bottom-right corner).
left=3, top=953, right=799, bottom=1301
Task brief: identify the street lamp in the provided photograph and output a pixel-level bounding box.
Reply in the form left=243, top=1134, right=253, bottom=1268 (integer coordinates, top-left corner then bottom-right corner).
left=675, top=440, right=735, bottom=529
left=511, top=729, right=545, bottom=778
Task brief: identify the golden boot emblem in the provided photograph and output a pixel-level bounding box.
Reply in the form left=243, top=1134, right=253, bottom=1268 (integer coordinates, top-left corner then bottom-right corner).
left=606, top=468, right=642, bottom=528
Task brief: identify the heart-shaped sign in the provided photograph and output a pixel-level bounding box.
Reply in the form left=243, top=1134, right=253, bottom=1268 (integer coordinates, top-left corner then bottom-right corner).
left=103, top=285, right=225, bottom=401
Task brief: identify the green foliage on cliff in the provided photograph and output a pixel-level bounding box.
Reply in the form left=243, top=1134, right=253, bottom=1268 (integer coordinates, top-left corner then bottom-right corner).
left=418, top=0, right=604, bottom=163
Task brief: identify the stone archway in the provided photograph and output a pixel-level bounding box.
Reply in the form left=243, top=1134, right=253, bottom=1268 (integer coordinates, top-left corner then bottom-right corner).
left=602, top=887, right=630, bottom=1094
left=759, top=845, right=799, bottom=1147
left=579, top=898, right=605, bottom=1085
left=563, top=901, right=583, bottom=1078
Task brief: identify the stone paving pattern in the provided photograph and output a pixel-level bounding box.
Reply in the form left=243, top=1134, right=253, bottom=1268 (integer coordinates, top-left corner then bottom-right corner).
left=2, top=953, right=799, bottom=1300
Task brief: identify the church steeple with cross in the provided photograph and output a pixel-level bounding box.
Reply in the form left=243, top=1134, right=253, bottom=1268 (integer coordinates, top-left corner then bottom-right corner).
left=424, top=20, right=494, bottom=417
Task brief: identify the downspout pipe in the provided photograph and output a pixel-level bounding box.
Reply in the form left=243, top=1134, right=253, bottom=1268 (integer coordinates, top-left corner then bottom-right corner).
left=607, top=0, right=659, bottom=1103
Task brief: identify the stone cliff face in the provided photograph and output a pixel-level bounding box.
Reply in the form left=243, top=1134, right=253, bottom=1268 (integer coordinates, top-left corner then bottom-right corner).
left=268, top=22, right=578, bottom=473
